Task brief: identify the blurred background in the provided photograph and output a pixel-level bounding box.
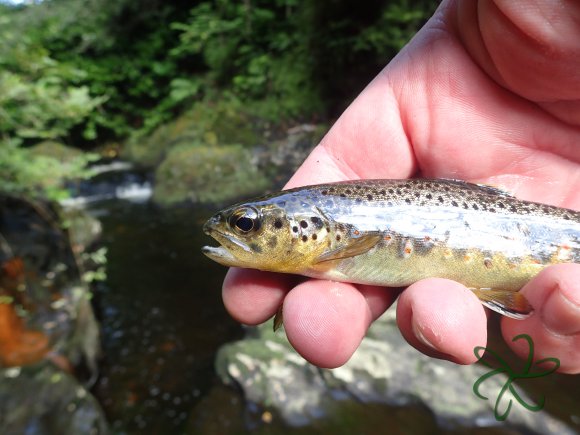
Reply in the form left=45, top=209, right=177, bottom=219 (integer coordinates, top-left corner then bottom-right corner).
left=1, top=0, right=579, bottom=434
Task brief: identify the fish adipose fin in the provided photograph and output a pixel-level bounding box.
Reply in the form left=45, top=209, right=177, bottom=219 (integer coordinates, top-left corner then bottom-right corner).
left=314, top=231, right=382, bottom=264
left=470, top=288, right=533, bottom=319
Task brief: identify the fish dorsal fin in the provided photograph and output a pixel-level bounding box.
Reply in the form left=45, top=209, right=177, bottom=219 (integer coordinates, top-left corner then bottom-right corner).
left=444, top=179, right=514, bottom=197
left=473, top=183, right=514, bottom=197
left=314, top=228, right=381, bottom=264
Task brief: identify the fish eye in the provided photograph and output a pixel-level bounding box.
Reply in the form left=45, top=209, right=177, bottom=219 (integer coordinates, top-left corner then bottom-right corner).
left=228, top=207, right=260, bottom=234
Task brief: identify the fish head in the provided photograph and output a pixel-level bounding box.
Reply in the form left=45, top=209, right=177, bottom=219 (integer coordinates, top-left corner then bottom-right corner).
left=202, top=196, right=333, bottom=273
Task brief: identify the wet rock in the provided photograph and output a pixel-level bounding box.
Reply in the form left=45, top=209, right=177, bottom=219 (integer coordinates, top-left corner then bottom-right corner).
left=0, top=362, right=108, bottom=434
left=216, top=308, right=578, bottom=434
left=153, top=144, right=271, bottom=205
left=0, top=195, right=107, bottom=433
left=151, top=123, right=325, bottom=206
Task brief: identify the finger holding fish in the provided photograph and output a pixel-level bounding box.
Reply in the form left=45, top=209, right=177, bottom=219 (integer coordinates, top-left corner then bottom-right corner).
left=397, top=278, right=488, bottom=364
left=502, top=263, right=580, bottom=374
left=222, top=268, right=294, bottom=325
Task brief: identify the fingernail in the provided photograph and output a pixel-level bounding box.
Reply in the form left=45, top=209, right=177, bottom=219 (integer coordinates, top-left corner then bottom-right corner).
left=541, top=287, right=580, bottom=336
left=412, top=321, right=439, bottom=351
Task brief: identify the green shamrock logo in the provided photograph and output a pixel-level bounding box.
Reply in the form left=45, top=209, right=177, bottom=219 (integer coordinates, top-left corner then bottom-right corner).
left=473, top=333, right=560, bottom=421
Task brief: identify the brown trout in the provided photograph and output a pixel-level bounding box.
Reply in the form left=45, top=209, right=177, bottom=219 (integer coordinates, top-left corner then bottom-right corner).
left=202, top=179, right=580, bottom=319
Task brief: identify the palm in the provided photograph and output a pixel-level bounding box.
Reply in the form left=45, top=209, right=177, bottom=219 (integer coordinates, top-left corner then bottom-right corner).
left=223, top=1, right=580, bottom=373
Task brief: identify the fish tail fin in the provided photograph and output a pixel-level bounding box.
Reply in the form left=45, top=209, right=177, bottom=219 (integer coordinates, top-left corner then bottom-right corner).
left=470, top=288, right=533, bottom=319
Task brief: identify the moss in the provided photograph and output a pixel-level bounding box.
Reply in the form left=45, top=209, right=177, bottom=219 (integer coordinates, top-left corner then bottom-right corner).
left=122, top=98, right=263, bottom=167
left=152, top=143, right=270, bottom=206
left=28, top=141, right=84, bottom=161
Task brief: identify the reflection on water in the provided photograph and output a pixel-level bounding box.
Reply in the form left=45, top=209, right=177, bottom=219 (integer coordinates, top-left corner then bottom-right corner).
left=90, top=200, right=242, bottom=433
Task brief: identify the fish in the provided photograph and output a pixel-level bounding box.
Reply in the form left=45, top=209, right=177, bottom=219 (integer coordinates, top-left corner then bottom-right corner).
left=202, top=179, right=580, bottom=321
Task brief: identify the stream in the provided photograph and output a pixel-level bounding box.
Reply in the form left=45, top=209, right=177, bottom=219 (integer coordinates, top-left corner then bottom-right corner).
left=70, top=164, right=243, bottom=433
left=60, top=162, right=580, bottom=435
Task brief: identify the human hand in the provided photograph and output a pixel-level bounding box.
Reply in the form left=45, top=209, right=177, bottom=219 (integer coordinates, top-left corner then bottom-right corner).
left=222, top=0, right=580, bottom=373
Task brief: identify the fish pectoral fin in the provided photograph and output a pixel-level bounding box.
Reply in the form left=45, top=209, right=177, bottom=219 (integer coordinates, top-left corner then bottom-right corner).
left=470, top=288, right=533, bottom=319
left=273, top=304, right=284, bottom=332
left=314, top=231, right=382, bottom=264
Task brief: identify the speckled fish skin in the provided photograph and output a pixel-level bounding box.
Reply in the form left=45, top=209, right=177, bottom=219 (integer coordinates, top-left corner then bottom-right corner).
left=202, top=179, right=580, bottom=318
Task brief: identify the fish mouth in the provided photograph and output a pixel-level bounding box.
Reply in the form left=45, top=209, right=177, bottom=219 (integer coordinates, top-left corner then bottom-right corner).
left=202, top=219, right=250, bottom=266
left=201, top=245, right=239, bottom=266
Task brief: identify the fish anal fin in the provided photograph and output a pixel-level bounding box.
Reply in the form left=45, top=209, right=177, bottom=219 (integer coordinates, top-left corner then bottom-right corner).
left=470, top=288, right=533, bottom=319
left=314, top=232, right=381, bottom=264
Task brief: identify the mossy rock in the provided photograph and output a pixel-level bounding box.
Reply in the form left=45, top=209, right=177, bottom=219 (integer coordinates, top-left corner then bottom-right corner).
left=28, top=141, right=84, bottom=161
left=153, top=143, right=270, bottom=205
left=122, top=99, right=262, bottom=167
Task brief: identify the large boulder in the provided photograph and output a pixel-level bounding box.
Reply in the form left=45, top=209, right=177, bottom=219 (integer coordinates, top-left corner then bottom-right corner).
left=216, top=308, right=578, bottom=434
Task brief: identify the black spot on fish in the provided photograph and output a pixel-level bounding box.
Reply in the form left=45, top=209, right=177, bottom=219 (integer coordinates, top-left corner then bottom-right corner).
left=388, top=189, right=394, bottom=194
left=405, top=198, right=411, bottom=204
left=472, top=204, right=479, bottom=210
left=274, top=219, right=283, bottom=229
left=510, top=205, right=517, bottom=212
left=340, top=193, right=347, bottom=198
left=355, top=198, right=362, bottom=204
left=276, top=200, right=286, bottom=207
left=563, top=214, right=571, bottom=220
left=345, top=189, right=352, bottom=194
left=489, top=207, right=496, bottom=213
left=438, top=196, right=444, bottom=203
left=268, top=237, right=278, bottom=248
left=396, top=189, right=402, bottom=195
left=300, top=220, right=308, bottom=228
left=301, top=235, right=308, bottom=242
left=311, top=216, right=322, bottom=227
left=484, top=258, right=493, bottom=269
left=250, top=243, right=262, bottom=253
left=367, top=194, right=373, bottom=201
left=451, top=201, right=458, bottom=207
left=380, top=189, right=386, bottom=195
left=312, top=234, right=317, bottom=240
left=292, top=226, right=299, bottom=233
left=426, top=193, right=432, bottom=200
left=321, top=190, right=328, bottom=196
left=414, top=192, right=421, bottom=198
left=462, top=202, right=468, bottom=209
left=336, top=234, right=341, bottom=241
left=498, top=202, right=505, bottom=209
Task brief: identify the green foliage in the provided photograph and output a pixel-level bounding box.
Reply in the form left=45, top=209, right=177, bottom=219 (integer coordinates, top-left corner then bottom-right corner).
left=0, top=0, right=437, bottom=200
left=0, top=13, right=105, bottom=141
left=171, top=0, right=321, bottom=119
left=0, top=140, right=98, bottom=201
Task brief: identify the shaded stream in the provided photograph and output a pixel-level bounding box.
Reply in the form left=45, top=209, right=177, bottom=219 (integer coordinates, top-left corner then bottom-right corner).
left=89, top=198, right=242, bottom=433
